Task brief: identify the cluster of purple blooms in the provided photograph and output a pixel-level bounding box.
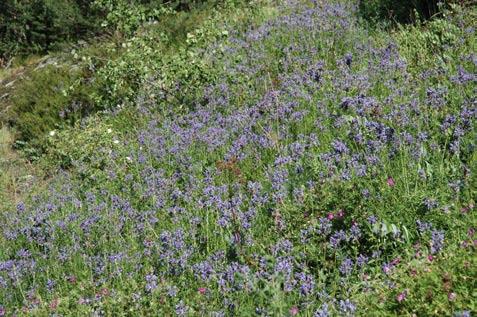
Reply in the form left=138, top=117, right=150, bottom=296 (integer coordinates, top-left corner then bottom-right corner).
left=0, top=0, right=475, bottom=315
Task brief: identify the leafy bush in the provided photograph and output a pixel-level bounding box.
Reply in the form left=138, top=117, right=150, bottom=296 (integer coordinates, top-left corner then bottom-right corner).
left=390, top=3, right=476, bottom=74
left=0, top=0, right=101, bottom=60
left=7, top=64, right=98, bottom=156
left=0, top=0, right=237, bottom=60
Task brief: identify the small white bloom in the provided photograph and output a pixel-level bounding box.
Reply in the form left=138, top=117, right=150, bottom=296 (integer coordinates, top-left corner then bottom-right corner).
left=126, top=156, right=132, bottom=162
left=49, top=131, right=56, bottom=137
left=107, top=128, right=112, bottom=133
left=113, top=139, right=120, bottom=144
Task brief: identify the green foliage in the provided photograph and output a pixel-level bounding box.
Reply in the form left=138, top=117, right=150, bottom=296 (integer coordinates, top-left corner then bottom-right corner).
left=0, top=0, right=249, bottom=61
left=354, top=246, right=477, bottom=316
left=7, top=64, right=98, bottom=155
left=2, top=0, right=256, bottom=158
left=393, top=4, right=477, bottom=72
left=358, top=0, right=457, bottom=24
left=0, top=0, right=100, bottom=59
left=90, top=1, right=251, bottom=109
left=92, top=0, right=172, bottom=37
left=44, top=115, right=127, bottom=172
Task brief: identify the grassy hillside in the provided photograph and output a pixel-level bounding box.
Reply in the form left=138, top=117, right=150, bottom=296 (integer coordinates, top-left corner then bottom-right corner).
left=0, top=0, right=476, bottom=316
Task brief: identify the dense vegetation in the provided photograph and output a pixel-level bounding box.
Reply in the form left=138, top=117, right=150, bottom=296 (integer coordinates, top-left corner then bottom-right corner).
left=0, top=0, right=219, bottom=61
left=0, top=0, right=476, bottom=316
left=1, top=0, right=250, bottom=157
left=358, top=0, right=468, bottom=23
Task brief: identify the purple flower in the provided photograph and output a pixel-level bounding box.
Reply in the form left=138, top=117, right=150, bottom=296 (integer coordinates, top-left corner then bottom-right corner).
left=430, top=230, right=445, bottom=254
left=382, top=262, right=393, bottom=275
left=297, top=272, right=315, bottom=296
left=356, top=254, right=368, bottom=267
left=145, top=274, right=158, bottom=292
left=314, top=303, right=329, bottom=317
left=329, top=230, right=347, bottom=248
left=16, top=202, right=25, bottom=213
left=193, top=260, right=214, bottom=281
left=367, top=215, right=377, bottom=225
left=167, top=286, right=178, bottom=297
left=423, top=198, right=438, bottom=210
left=344, top=53, right=353, bottom=67
left=331, top=140, right=349, bottom=155
left=46, top=279, right=55, bottom=291
left=339, top=258, right=354, bottom=276
left=349, top=223, right=361, bottom=240
left=339, top=299, right=356, bottom=316
left=275, top=256, right=294, bottom=275
left=175, top=301, right=188, bottom=316
left=416, top=220, right=432, bottom=233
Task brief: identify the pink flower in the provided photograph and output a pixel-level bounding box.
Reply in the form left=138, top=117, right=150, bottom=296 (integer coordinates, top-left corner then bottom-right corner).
left=49, top=298, right=59, bottom=310
left=387, top=177, right=395, bottom=187
left=448, top=292, right=457, bottom=301
left=427, top=255, right=434, bottom=262
left=396, top=291, right=407, bottom=302
left=467, top=228, right=475, bottom=237
left=198, top=287, right=207, bottom=295
left=67, top=275, right=77, bottom=284
left=327, top=213, right=334, bottom=220
left=461, top=203, right=473, bottom=214
left=337, top=209, right=344, bottom=218
left=289, top=306, right=299, bottom=316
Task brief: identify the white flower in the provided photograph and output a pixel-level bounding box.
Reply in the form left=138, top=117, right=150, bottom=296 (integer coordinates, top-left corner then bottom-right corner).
left=49, top=131, right=56, bottom=137
left=107, top=128, right=112, bottom=134
left=113, top=139, right=120, bottom=144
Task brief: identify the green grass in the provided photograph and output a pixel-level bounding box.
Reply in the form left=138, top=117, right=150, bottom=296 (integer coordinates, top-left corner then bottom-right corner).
left=0, top=126, right=43, bottom=210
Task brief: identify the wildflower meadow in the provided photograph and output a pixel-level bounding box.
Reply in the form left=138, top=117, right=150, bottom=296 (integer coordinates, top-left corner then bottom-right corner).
left=0, top=0, right=475, bottom=316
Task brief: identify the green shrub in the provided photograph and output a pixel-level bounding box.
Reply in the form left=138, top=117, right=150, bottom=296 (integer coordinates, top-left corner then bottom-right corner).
left=7, top=64, right=98, bottom=155
left=359, top=0, right=452, bottom=24
left=393, top=4, right=476, bottom=73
